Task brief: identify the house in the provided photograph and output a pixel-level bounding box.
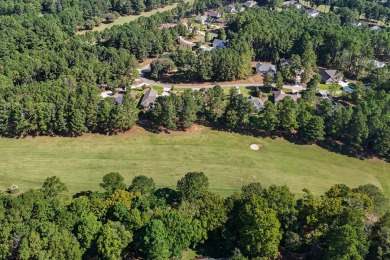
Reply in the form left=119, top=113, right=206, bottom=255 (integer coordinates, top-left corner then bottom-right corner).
left=274, top=90, right=301, bottom=104
left=100, top=91, right=113, bottom=99
left=112, top=93, right=124, bottom=105
left=212, top=39, right=228, bottom=49
left=279, top=58, right=289, bottom=67
left=226, top=5, right=237, bottom=13
left=319, top=69, right=341, bottom=84
left=372, top=60, right=386, bottom=68
left=242, top=0, right=257, bottom=8
left=248, top=96, right=265, bottom=113
left=195, top=15, right=208, bottom=24
left=370, top=25, right=381, bottom=31
left=256, top=63, right=277, bottom=75
left=307, top=9, right=320, bottom=17
left=352, top=21, right=362, bottom=27
left=140, top=88, right=158, bottom=109
left=206, top=11, right=221, bottom=19
left=282, top=1, right=302, bottom=8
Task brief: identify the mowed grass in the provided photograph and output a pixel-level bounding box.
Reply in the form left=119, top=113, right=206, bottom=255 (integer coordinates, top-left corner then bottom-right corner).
left=0, top=126, right=389, bottom=197
left=77, top=0, right=193, bottom=35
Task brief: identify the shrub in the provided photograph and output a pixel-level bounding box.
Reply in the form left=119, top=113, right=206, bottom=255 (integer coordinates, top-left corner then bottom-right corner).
left=7, top=184, right=19, bottom=194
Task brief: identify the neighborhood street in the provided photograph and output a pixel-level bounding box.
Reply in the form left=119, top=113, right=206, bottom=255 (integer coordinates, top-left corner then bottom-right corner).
left=138, top=63, right=344, bottom=94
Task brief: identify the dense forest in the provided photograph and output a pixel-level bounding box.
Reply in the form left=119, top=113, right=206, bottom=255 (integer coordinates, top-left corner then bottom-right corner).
left=0, top=172, right=389, bottom=259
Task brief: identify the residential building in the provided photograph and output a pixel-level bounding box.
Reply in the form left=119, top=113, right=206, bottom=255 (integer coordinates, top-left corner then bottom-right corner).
left=195, top=15, right=208, bottom=24
left=212, top=39, right=228, bottom=49
left=274, top=90, right=301, bottom=104
left=372, top=60, right=386, bottom=68
left=242, top=0, right=257, bottom=8
left=256, top=62, right=277, bottom=75
left=140, top=88, right=158, bottom=109
left=282, top=1, right=302, bottom=8
left=279, top=58, right=289, bottom=67
left=307, top=9, right=320, bottom=17
left=319, top=69, right=341, bottom=84
left=248, top=96, right=265, bottom=113
left=206, top=10, right=221, bottom=19
left=226, top=5, right=237, bottom=13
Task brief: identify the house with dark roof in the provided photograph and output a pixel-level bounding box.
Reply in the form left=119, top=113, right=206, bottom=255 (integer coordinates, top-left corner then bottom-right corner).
left=140, top=88, right=158, bottom=109
left=307, top=9, right=320, bottom=17
left=256, top=63, right=277, bottom=75
left=212, top=39, right=228, bottom=49
left=206, top=11, right=221, bottom=19
left=248, top=96, right=265, bottom=113
left=274, top=90, right=301, bottom=104
left=279, top=58, right=289, bottom=67
left=319, top=69, right=341, bottom=84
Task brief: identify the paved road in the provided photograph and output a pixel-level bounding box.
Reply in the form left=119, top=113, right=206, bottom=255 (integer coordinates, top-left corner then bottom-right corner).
left=138, top=64, right=307, bottom=91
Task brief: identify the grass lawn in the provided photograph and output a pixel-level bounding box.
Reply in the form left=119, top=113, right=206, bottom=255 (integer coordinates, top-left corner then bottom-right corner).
left=299, top=0, right=330, bottom=13
left=0, top=126, right=389, bottom=198
left=222, top=86, right=253, bottom=97
left=152, top=86, right=164, bottom=94
left=317, top=84, right=343, bottom=91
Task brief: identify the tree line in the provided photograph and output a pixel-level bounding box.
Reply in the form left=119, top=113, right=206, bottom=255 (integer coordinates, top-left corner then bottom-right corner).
left=0, top=172, right=388, bottom=259
left=149, top=85, right=390, bottom=157
left=0, top=83, right=388, bottom=157
left=0, top=0, right=180, bottom=30
left=0, top=82, right=138, bottom=137
left=306, top=0, right=390, bottom=23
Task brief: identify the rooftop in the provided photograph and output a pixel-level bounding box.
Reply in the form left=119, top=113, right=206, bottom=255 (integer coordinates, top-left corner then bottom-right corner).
left=140, top=88, right=158, bottom=108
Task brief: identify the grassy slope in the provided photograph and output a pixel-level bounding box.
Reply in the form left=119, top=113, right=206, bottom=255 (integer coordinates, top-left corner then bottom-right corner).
left=0, top=126, right=389, bottom=197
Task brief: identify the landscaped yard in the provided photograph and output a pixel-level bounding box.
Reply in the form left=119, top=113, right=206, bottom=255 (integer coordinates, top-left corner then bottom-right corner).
left=0, top=126, right=389, bottom=197
left=317, top=84, right=343, bottom=91
left=152, top=86, right=164, bottom=94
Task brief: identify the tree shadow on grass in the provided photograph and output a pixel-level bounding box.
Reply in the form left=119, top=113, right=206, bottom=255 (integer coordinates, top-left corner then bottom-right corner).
left=137, top=118, right=389, bottom=163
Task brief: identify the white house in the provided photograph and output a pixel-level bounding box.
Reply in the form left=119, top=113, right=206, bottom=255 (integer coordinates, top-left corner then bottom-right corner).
left=242, top=1, right=257, bottom=8
left=307, top=9, right=320, bottom=17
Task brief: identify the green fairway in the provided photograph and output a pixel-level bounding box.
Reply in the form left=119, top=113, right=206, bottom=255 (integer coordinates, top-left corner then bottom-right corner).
left=0, top=126, right=389, bottom=197
left=77, top=0, right=193, bottom=35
